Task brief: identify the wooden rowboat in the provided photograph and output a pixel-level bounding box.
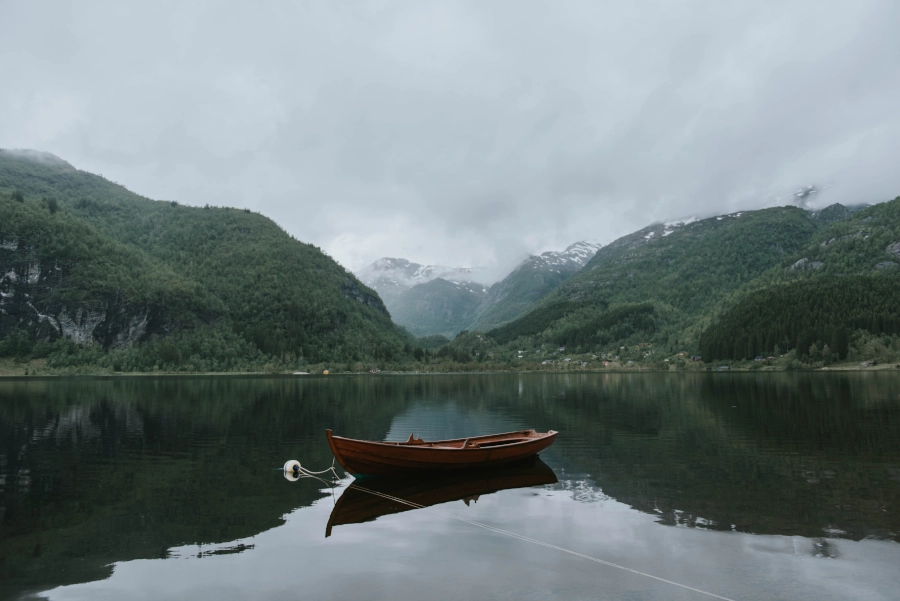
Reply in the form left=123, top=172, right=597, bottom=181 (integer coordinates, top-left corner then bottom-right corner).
left=326, top=428, right=557, bottom=476
left=326, top=458, right=558, bottom=537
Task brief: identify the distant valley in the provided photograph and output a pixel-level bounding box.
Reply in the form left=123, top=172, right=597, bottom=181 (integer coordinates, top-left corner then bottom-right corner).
left=357, top=242, right=601, bottom=337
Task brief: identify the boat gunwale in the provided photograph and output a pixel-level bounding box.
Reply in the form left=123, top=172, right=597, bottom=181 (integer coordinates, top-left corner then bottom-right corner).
left=327, top=428, right=556, bottom=452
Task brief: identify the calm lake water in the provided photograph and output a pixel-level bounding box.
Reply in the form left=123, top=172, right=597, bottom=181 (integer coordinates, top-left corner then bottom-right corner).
left=1, top=373, right=899, bottom=601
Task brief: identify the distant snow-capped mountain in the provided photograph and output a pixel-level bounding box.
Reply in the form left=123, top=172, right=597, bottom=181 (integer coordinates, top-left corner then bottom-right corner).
left=357, top=241, right=603, bottom=337
left=356, top=258, right=481, bottom=304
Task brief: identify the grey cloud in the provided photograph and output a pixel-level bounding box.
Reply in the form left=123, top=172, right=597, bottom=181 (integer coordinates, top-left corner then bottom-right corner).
left=3, top=0, right=900, bottom=276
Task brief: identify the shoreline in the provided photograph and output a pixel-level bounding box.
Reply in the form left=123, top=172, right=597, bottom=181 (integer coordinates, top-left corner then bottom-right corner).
left=1, top=363, right=897, bottom=379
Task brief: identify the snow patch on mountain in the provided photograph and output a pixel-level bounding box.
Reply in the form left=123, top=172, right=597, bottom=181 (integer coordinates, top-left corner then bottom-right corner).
left=664, top=216, right=699, bottom=228
left=452, top=280, right=488, bottom=294
left=660, top=216, right=699, bottom=237
left=525, top=241, right=603, bottom=271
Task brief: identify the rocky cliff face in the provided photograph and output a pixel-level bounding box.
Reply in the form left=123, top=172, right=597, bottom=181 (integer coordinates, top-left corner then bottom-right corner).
left=1, top=238, right=167, bottom=349
left=340, top=276, right=389, bottom=314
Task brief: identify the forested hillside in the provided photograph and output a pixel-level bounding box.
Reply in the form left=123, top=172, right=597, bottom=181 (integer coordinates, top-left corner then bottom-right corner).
left=0, top=149, right=412, bottom=372
left=468, top=266, right=574, bottom=333
left=700, top=198, right=900, bottom=361
left=698, top=276, right=899, bottom=361
left=468, top=242, right=601, bottom=332
left=3, top=149, right=897, bottom=373
left=488, top=207, right=821, bottom=352
left=477, top=198, right=900, bottom=369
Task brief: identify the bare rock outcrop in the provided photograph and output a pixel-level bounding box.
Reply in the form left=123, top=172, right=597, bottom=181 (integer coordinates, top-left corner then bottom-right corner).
left=1, top=244, right=169, bottom=349
left=789, top=258, right=824, bottom=271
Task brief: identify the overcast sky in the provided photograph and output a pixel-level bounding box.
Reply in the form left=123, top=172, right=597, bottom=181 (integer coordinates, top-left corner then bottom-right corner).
left=3, top=1, right=900, bottom=278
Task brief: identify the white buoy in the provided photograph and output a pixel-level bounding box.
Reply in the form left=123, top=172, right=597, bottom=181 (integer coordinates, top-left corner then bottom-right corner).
left=283, top=459, right=302, bottom=481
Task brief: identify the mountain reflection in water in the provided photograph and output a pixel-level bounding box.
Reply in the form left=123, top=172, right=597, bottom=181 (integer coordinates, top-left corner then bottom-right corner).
left=0, top=373, right=898, bottom=601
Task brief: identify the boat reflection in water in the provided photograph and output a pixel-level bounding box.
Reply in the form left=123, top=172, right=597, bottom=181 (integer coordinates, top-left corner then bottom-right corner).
left=325, top=458, right=558, bottom=538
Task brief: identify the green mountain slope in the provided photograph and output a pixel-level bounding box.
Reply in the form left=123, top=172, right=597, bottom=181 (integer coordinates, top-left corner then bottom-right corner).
left=469, top=267, right=571, bottom=332
left=779, top=199, right=900, bottom=277
left=700, top=198, right=900, bottom=361
left=468, top=242, right=601, bottom=332
left=488, top=207, right=823, bottom=351
left=0, top=149, right=411, bottom=370
left=0, top=192, right=214, bottom=311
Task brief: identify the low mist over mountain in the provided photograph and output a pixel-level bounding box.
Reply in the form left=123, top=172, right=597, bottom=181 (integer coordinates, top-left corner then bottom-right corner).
left=356, top=258, right=484, bottom=305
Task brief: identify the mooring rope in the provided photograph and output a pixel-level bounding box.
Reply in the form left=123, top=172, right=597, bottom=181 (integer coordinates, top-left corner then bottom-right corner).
left=281, top=461, right=738, bottom=601
left=282, top=459, right=341, bottom=501
left=283, top=458, right=341, bottom=479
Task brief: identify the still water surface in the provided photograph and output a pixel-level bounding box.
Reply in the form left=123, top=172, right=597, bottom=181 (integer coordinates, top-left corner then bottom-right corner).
left=1, top=373, right=899, bottom=600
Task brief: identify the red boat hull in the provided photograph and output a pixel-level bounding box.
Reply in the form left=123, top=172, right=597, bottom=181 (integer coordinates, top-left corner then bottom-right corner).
left=326, top=429, right=557, bottom=476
